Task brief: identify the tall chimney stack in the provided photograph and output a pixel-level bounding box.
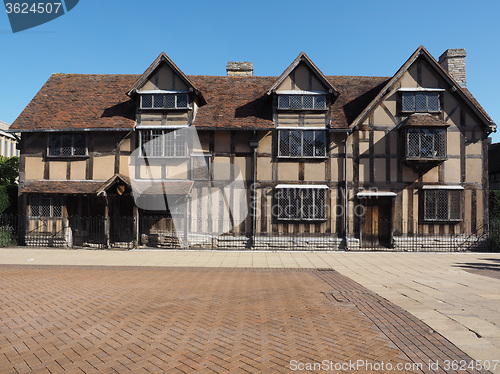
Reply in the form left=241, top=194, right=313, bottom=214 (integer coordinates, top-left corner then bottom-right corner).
left=438, top=49, right=467, bottom=87
left=226, top=61, right=253, bottom=76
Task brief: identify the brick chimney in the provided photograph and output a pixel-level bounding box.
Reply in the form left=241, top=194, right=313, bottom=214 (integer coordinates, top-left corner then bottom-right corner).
left=438, top=49, right=467, bottom=87
left=226, top=61, right=253, bottom=76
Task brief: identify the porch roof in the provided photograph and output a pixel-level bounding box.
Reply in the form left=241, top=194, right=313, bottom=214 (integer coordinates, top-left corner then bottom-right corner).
left=22, top=180, right=104, bottom=194
left=131, top=180, right=194, bottom=195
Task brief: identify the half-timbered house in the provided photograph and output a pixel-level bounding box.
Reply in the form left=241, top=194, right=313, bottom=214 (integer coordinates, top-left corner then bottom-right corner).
left=10, top=46, right=496, bottom=249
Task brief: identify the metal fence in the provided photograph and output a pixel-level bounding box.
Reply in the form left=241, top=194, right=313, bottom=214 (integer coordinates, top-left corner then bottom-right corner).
left=1, top=214, right=499, bottom=252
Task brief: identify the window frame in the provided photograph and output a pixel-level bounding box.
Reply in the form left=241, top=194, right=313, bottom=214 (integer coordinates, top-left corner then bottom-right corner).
left=275, top=186, right=327, bottom=221
left=277, top=94, right=327, bottom=111
left=139, top=129, right=188, bottom=158
left=140, top=93, right=190, bottom=110
left=404, top=127, right=447, bottom=161
left=190, top=153, right=211, bottom=180
left=400, top=91, right=442, bottom=114
left=29, top=195, right=63, bottom=218
left=277, top=129, right=327, bottom=159
left=47, top=133, right=88, bottom=158
left=422, top=188, right=462, bottom=222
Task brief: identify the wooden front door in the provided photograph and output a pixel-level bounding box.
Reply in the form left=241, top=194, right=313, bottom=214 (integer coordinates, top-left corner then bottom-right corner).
left=361, top=198, right=392, bottom=248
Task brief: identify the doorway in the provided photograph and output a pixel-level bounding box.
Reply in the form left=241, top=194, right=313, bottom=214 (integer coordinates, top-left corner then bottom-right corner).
left=360, top=197, right=392, bottom=248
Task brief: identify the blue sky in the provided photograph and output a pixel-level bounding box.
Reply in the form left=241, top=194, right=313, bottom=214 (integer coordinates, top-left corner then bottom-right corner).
left=1, top=0, right=499, bottom=142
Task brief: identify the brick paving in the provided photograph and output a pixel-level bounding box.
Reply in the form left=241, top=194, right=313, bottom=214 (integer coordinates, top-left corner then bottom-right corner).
left=0, top=266, right=491, bottom=374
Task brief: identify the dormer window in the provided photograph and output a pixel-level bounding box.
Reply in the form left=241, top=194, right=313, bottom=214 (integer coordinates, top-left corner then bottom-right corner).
left=400, top=89, right=443, bottom=113
left=278, top=94, right=326, bottom=110
left=140, top=93, right=190, bottom=110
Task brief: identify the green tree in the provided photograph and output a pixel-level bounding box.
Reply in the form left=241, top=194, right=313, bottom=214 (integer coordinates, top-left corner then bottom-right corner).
left=0, top=156, right=19, bottom=185
left=0, top=156, right=19, bottom=214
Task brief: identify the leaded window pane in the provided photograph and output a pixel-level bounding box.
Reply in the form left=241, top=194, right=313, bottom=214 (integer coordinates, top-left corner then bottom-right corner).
left=41, top=197, right=51, bottom=217
left=302, top=131, right=314, bottom=157
left=142, top=95, right=153, bottom=108
left=302, top=189, right=314, bottom=219
left=174, top=131, right=187, bottom=157
left=415, top=92, right=427, bottom=112
left=303, top=95, right=314, bottom=109
left=153, top=94, right=164, bottom=108
left=279, top=130, right=290, bottom=157
left=289, top=131, right=302, bottom=157
left=290, top=95, right=302, bottom=109
left=420, top=129, right=434, bottom=158
left=437, top=190, right=449, bottom=220
left=314, top=95, right=326, bottom=109
left=314, top=131, right=326, bottom=157
left=435, top=129, right=446, bottom=157
left=402, top=92, right=415, bottom=112
left=61, top=135, right=72, bottom=156
left=408, top=130, right=420, bottom=157
left=148, top=130, right=163, bottom=157
left=315, top=189, right=326, bottom=219
left=49, top=134, right=61, bottom=156
left=427, top=92, right=439, bottom=111
left=52, top=196, right=62, bottom=217
left=73, top=134, right=86, bottom=155
left=30, top=196, right=40, bottom=217
left=165, top=95, right=176, bottom=108
left=449, top=190, right=461, bottom=220
left=177, top=94, right=188, bottom=108
left=192, top=155, right=210, bottom=180
left=424, top=190, right=436, bottom=220
left=164, top=131, right=175, bottom=157
left=278, top=95, right=289, bottom=109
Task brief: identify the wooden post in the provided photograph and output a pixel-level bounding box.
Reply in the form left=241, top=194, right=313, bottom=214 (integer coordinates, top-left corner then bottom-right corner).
left=133, top=205, right=139, bottom=248
left=104, top=194, right=110, bottom=248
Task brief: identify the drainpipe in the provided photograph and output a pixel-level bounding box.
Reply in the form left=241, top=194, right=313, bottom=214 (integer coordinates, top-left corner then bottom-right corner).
left=250, top=131, right=259, bottom=248
left=331, top=128, right=352, bottom=250
left=344, top=131, right=349, bottom=250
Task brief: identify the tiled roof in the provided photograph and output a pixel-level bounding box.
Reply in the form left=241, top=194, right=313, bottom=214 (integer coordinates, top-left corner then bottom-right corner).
left=401, top=113, right=450, bottom=128
left=12, top=74, right=138, bottom=131
left=22, top=180, right=104, bottom=194
left=131, top=180, right=194, bottom=195
left=11, top=74, right=389, bottom=131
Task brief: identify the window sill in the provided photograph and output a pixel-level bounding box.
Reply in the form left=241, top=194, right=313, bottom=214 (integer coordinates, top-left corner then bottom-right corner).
left=404, top=157, right=447, bottom=162
left=400, top=110, right=442, bottom=115
left=276, top=156, right=327, bottom=160
left=277, top=108, right=327, bottom=112
left=140, top=107, right=192, bottom=111
left=422, top=219, right=462, bottom=224
left=277, top=218, right=327, bottom=222
left=45, top=155, right=89, bottom=160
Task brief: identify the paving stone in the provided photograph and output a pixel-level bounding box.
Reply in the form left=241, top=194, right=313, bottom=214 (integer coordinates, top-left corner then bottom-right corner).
left=0, top=265, right=491, bottom=373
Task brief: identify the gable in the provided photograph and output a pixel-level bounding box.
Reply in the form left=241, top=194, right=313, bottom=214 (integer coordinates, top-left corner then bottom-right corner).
left=351, top=46, right=496, bottom=133
left=276, top=61, right=330, bottom=93
left=139, top=64, right=189, bottom=92
left=267, top=52, right=339, bottom=97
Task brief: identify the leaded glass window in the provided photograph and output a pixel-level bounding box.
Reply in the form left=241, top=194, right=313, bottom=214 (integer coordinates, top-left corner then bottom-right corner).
left=423, top=189, right=462, bottom=221
left=276, top=187, right=327, bottom=221
left=406, top=129, right=446, bottom=159
left=278, top=130, right=326, bottom=158
left=401, top=91, right=441, bottom=112
left=48, top=134, right=87, bottom=157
